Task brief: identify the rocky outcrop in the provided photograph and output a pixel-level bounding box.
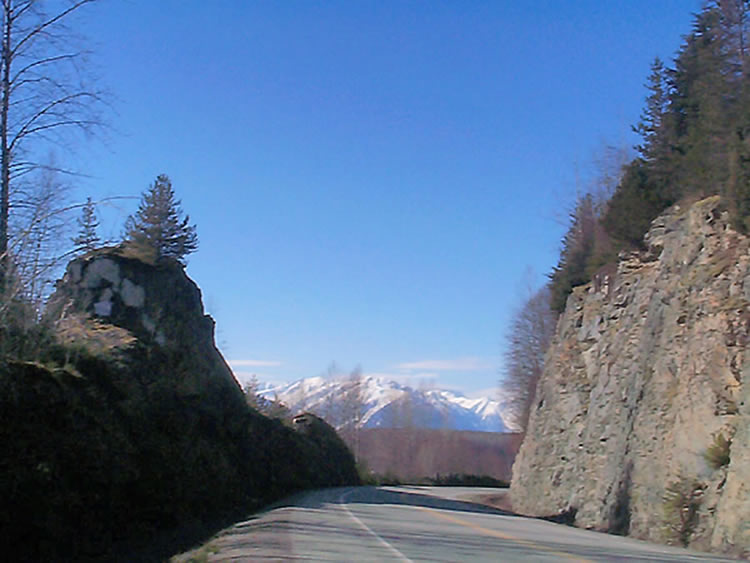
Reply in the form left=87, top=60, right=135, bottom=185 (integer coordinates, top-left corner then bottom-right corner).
left=1, top=247, right=359, bottom=561
left=510, top=196, right=750, bottom=556
left=47, top=246, right=247, bottom=422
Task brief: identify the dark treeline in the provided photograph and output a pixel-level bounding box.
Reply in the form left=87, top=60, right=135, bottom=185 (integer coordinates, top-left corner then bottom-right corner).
left=551, top=0, right=750, bottom=312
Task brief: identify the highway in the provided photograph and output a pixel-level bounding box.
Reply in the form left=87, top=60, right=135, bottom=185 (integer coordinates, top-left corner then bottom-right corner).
left=173, top=486, right=737, bottom=562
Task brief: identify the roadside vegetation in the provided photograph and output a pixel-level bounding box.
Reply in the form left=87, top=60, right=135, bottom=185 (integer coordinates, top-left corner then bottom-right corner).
left=704, top=432, right=733, bottom=470
left=427, top=473, right=509, bottom=488
left=358, top=472, right=508, bottom=488
left=662, top=477, right=705, bottom=546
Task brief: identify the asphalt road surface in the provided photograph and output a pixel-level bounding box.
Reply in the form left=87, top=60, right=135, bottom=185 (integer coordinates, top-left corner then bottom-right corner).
left=173, top=486, right=738, bottom=562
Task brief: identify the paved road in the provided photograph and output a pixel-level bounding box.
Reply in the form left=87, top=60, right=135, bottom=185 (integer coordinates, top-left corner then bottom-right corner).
left=173, top=486, right=737, bottom=562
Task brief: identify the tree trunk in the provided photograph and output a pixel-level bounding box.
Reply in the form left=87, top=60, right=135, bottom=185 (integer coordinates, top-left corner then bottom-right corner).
left=0, top=0, right=11, bottom=286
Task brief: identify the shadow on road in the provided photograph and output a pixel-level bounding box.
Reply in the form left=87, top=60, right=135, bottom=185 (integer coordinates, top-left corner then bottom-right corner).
left=267, top=485, right=516, bottom=518
left=168, top=487, right=522, bottom=561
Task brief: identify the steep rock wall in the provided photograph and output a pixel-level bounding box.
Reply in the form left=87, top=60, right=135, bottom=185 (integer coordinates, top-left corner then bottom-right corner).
left=510, top=196, right=750, bottom=556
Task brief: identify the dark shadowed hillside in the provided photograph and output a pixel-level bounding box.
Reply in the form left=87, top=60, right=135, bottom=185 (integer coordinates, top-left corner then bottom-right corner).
left=0, top=247, right=358, bottom=561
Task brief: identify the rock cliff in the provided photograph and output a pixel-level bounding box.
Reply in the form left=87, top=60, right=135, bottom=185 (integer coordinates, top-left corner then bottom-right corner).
left=0, top=247, right=359, bottom=560
left=510, top=196, right=750, bottom=556
left=47, top=246, right=248, bottom=422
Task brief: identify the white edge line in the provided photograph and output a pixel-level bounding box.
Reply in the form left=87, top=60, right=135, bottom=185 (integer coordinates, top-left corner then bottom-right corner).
left=340, top=489, right=413, bottom=563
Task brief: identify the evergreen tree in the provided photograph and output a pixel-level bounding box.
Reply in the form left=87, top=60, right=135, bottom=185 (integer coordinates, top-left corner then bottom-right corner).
left=607, top=2, right=750, bottom=243
left=124, top=174, right=198, bottom=264
left=549, top=1, right=750, bottom=313
left=631, top=58, right=680, bottom=203
left=72, top=197, right=100, bottom=254
left=602, top=159, right=669, bottom=249
left=549, top=194, right=597, bottom=312
left=671, top=4, right=732, bottom=196
left=727, top=110, right=750, bottom=231
left=722, top=0, right=750, bottom=231
left=634, top=58, right=671, bottom=162
left=718, top=0, right=750, bottom=80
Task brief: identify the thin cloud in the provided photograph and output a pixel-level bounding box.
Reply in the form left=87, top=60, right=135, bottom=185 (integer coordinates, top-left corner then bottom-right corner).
left=229, top=359, right=282, bottom=368
left=362, top=371, right=402, bottom=380
left=467, top=386, right=504, bottom=400
left=365, top=371, right=441, bottom=385
left=231, top=370, right=288, bottom=388
left=395, top=357, right=493, bottom=372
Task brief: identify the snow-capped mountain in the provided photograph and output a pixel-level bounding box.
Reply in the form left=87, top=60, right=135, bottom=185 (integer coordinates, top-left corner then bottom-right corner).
left=260, top=375, right=515, bottom=433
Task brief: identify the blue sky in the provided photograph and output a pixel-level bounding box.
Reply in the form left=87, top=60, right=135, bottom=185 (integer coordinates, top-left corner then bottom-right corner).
left=73, top=0, right=700, bottom=396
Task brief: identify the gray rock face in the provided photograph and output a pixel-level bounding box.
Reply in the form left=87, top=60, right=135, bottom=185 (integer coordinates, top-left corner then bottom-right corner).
left=510, top=196, right=750, bottom=556
left=47, top=246, right=247, bottom=418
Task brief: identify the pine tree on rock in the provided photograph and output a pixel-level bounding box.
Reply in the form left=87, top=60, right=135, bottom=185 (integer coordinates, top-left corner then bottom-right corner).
left=671, top=4, right=732, bottom=196
left=72, top=197, right=100, bottom=254
left=634, top=58, right=671, bottom=162
left=124, top=174, right=198, bottom=264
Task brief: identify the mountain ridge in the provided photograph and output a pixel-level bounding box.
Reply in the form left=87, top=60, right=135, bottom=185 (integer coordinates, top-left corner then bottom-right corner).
left=260, top=375, right=514, bottom=433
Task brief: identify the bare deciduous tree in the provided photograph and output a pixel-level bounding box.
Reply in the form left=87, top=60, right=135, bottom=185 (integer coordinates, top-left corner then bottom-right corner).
left=0, top=0, right=105, bottom=285
left=339, top=366, right=365, bottom=460
left=587, top=143, right=632, bottom=212
left=12, top=164, right=71, bottom=312
left=500, top=284, right=557, bottom=432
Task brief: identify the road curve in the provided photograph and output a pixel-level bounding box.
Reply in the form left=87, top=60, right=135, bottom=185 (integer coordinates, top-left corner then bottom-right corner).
left=173, top=486, right=737, bottom=562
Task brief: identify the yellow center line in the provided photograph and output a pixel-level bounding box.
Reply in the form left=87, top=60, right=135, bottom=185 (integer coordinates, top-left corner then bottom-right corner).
left=416, top=506, right=594, bottom=563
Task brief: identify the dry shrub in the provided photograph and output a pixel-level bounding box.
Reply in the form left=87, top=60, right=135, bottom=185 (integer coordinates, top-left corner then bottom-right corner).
left=704, top=433, right=732, bottom=470
left=662, top=476, right=704, bottom=546
left=55, top=313, right=135, bottom=360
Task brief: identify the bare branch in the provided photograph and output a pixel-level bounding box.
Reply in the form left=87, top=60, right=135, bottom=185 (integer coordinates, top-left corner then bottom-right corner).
left=0, top=0, right=106, bottom=327
left=10, top=52, right=81, bottom=87
left=9, top=91, right=99, bottom=149
left=11, top=0, right=94, bottom=59
left=15, top=117, right=100, bottom=141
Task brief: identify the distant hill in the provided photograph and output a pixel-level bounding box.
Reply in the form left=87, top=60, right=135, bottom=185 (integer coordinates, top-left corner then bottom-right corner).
left=359, top=428, right=522, bottom=482
left=261, top=375, right=515, bottom=432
